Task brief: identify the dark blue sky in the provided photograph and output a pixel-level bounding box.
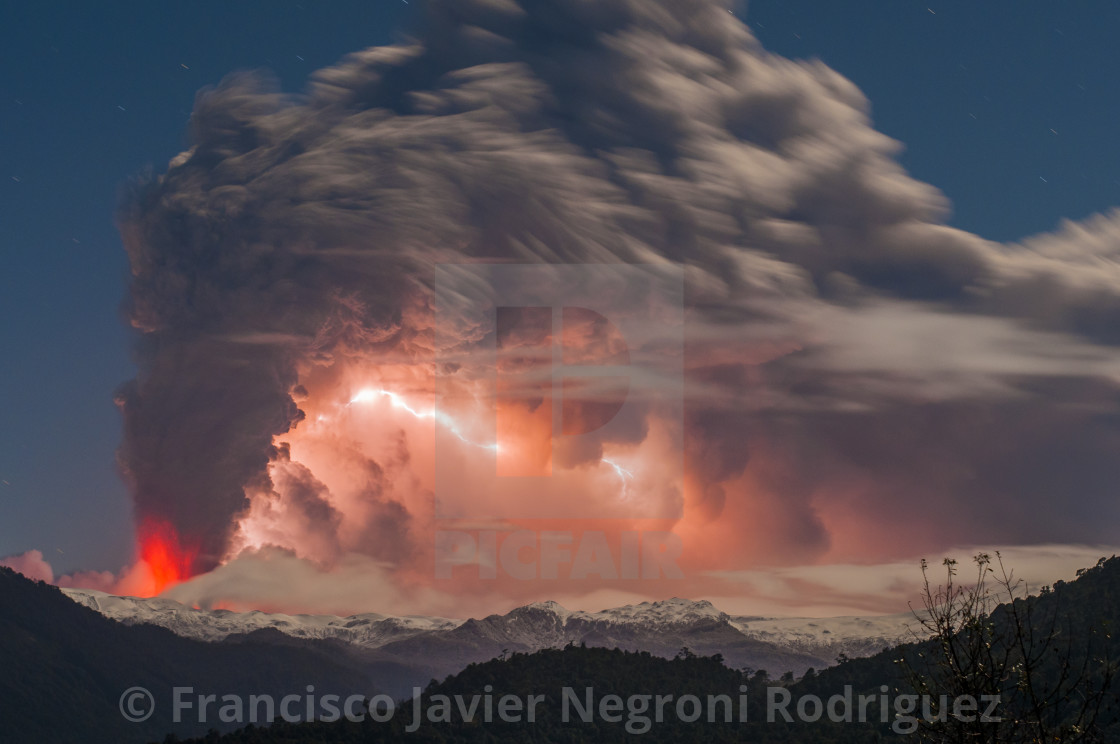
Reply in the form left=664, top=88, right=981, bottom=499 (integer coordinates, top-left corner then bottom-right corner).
left=1, top=0, right=1117, bottom=574
left=749, top=0, right=1120, bottom=240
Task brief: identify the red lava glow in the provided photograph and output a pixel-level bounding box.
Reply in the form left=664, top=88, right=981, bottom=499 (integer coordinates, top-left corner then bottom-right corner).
left=135, top=519, right=197, bottom=597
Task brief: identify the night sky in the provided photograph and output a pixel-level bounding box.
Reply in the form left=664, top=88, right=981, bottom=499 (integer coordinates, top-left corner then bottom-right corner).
left=2, top=0, right=1119, bottom=580
left=0, top=1, right=416, bottom=571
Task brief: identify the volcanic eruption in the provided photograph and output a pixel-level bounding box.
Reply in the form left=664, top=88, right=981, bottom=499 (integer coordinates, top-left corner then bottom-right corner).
left=93, top=0, right=1120, bottom=613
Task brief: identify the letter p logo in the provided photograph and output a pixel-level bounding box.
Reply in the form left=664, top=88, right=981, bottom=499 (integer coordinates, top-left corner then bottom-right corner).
left=494, top=305, right=632, bottom=477
left=434, top=265, right=683, bottom=520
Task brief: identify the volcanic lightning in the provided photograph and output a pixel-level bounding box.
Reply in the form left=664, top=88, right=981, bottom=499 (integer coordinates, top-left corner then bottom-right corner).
left=347, top=387, right=636, bottom=495
left=348, top=388, right=501, bottom=452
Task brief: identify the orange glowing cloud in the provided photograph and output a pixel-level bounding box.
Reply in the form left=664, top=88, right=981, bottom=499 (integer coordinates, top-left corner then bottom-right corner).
left=132, top=518, right=198, bottom=597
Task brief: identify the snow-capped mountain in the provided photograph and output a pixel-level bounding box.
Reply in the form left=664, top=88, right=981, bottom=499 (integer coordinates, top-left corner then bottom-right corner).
left=729, top=612, right=922, bottom=662
left=63, top=588, right=917, bottom=693
left=63, top=589, right=462, bottom=646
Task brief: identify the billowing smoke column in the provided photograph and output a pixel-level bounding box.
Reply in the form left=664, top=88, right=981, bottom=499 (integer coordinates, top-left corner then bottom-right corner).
left=116, top=0, right=1120, bottom=599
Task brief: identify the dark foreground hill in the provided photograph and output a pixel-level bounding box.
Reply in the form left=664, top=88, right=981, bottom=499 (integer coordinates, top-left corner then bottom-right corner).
left=0, top=567, right=376, bottom=744
left=8, top=555, right=1120, bottom=743
left=170, top=645, right=892, bottom=744
left=173, top=557, right=1120, bottom=744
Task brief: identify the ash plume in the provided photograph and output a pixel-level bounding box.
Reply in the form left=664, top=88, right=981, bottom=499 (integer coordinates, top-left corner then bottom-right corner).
left=115, top=0, right=1120, bottom=592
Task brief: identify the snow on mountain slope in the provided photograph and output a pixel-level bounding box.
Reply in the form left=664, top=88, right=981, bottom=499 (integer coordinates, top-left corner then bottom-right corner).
left=60, top=592, right=728, bottom=648
left=62, top=588, right=917, bottom=666
left=62, top=588, right=462, bottom=646
left=579, top=597, right=727, bottom=627
left=730, top=612, right=919, bottom=661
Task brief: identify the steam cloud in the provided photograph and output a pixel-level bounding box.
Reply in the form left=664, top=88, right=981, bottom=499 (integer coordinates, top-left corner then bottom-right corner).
left=105, top=0, right=1120, bottom=610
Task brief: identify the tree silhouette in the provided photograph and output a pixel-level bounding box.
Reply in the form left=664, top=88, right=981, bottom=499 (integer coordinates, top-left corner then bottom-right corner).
left=899, top=552, right=1115, bottom=743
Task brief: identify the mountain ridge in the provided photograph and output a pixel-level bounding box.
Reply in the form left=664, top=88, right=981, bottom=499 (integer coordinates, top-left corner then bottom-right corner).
left=0, top=568, right=376, bottom=744
left=62, top=587, right=917, bottom=686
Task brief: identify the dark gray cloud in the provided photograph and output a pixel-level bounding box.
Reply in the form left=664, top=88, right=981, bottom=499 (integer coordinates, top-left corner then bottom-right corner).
left=118, top=0, right=1120, bottom=576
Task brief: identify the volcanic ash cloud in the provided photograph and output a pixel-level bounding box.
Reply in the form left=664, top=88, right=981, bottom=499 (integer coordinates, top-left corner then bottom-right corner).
left=109, top=0, right=1120, bottom=609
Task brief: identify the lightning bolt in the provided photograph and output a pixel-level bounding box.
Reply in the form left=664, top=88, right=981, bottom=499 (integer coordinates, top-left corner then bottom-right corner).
left=603, top=457, right=634, bottom=498
left=349, top=388, right=635, bottom=495
left=348, top=388, right=501, bottom=452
